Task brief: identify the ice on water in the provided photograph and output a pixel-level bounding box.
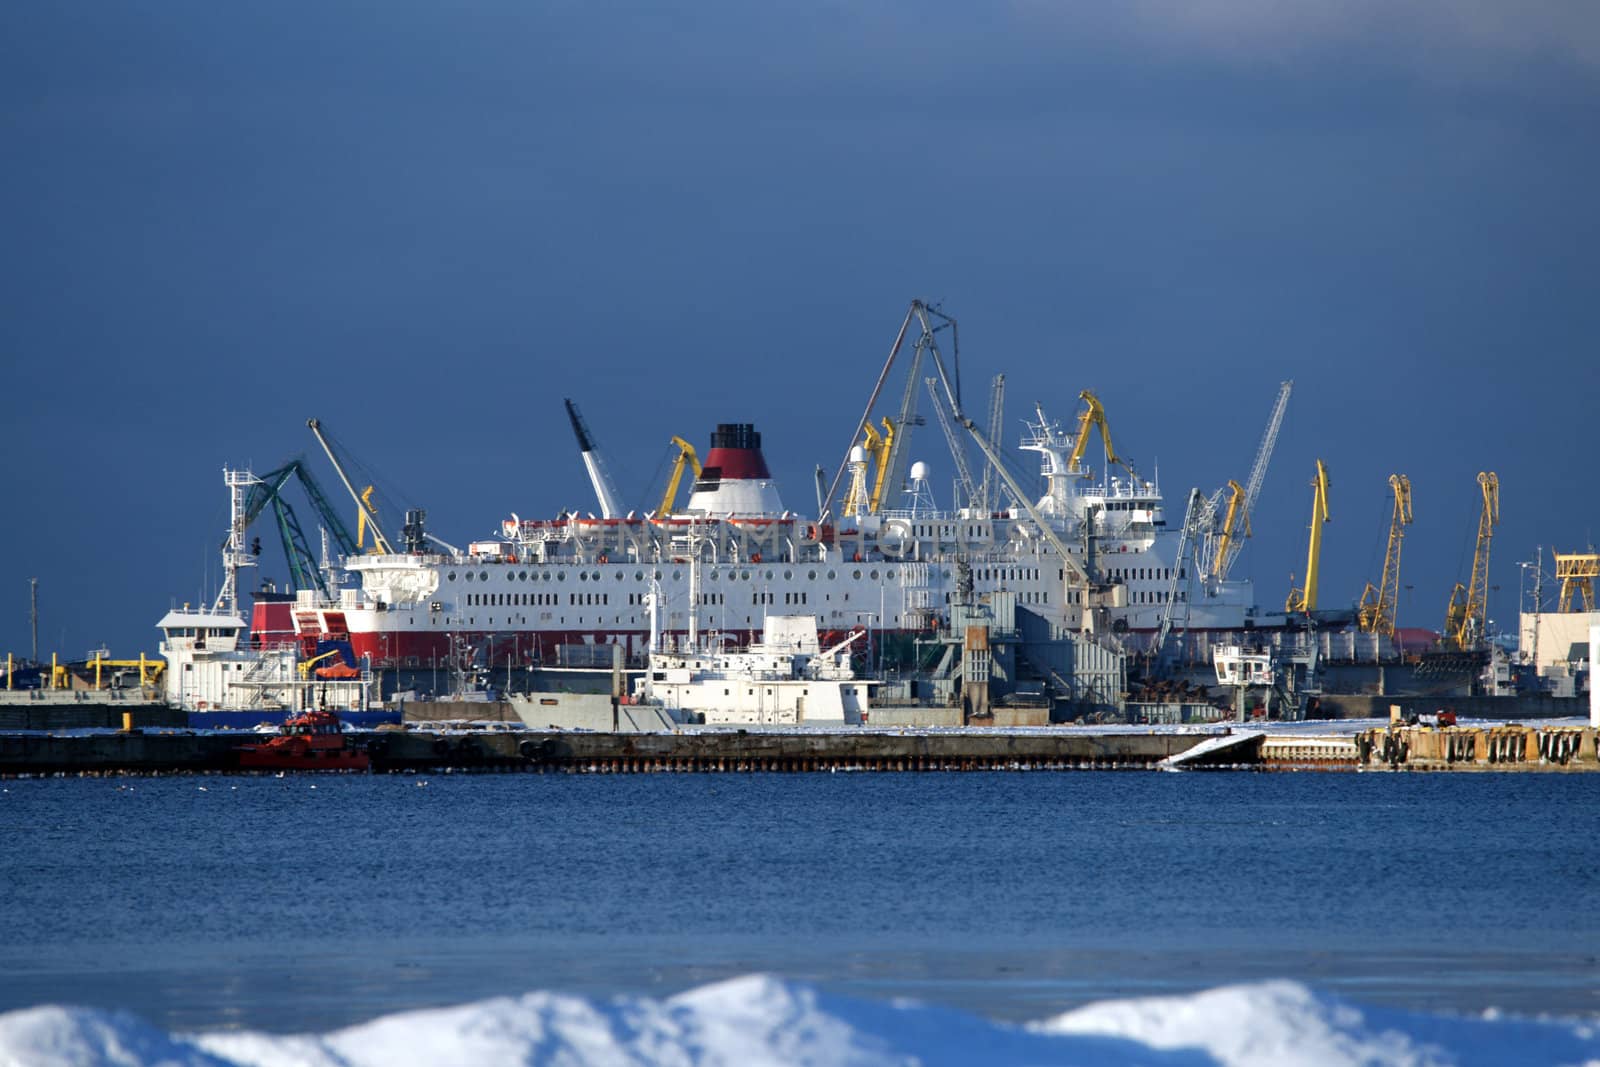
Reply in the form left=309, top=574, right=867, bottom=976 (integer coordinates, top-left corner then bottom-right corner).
left=2, top=975, right=1596, bottom=1067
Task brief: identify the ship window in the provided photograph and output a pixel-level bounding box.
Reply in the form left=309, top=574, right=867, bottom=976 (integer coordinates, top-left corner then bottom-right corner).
left=827, top=570, right=836, bottom=580
left=465, top=572, right=474, bottom=581
left=765, top=570, right=773, bottom=580
left=557, top=571, right=566, bottom=581
left=808, top=570, right=816, bottom=580
left=520, top=571, right=528, bottom=581
left=593, top=572, right=601, bottom=582
left=579, top=572, right=587, bottom=582
left=636, top=571, right=644, bottom=580
left=784, top=570, right=792, bottom=580
left=852, top=570, right=861, bottom=579
left=673, top=570, right=682, bottom=581
left=740, top=570, right=750, bottom=580
left=448, top=572, right=456, bottom=581
left=480, top=571, right=488, bottom=582
left=870, top=570, right=879, bottom=580
left=654, top=569, right=662, bottom=579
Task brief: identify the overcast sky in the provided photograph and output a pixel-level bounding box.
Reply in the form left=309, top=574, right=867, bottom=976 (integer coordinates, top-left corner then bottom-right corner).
left=3, top=1, right=1597, bottom=656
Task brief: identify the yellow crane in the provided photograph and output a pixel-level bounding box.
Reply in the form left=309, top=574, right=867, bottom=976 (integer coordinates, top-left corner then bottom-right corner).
left=1285, top=459, right=1331, bottom=614
left=1441, top=471, right=1498, bottom=649
left=357, top=485, right=381, bottom=552
left=843, top=418, right=896, bottom=516
left=297, top=649, right=343, bottom=680
left=1207, top=480, right=1248, bottom=582
left=1555, top=550, right=1599, bottom=612
left=1065, top=390, right=1136, bottom=479
left=655, top=436, right=702, bottom=517
left=1357, top=474, right=1413, bottom=637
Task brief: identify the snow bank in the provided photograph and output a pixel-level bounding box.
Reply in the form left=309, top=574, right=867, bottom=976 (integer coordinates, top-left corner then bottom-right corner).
left=0, top=976, right=1595, bottom=1067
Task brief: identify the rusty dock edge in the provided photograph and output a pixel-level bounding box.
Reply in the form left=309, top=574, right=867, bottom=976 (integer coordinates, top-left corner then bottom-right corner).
left=368, top=731, right=1206, bottom=774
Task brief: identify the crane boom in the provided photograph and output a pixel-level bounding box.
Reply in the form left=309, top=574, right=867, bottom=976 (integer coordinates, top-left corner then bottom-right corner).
left=1213, top=380, right=1292, bottom=582
left=1153, top=488, right=1203, bottom=665
left=1208, top=480, right=1248, bottom=582
left=977, top=373, right=1005, bottom=513
left=564, top=399, right=623, bottom=519
left=1284, top=459, right=1330, bottom=614
left=656, top=436, right=702, bottom=517
left=924, top=377, right=979, bottom=509
left=1357, top=474, right=1413, bottom=637
left=1064, top=390, right=1136, bottom=479
left=1243, top=380, right=1292, bottom=518
left=308, top=418, right=396, bottom=555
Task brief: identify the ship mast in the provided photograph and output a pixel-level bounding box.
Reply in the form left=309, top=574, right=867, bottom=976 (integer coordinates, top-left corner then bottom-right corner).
left=213, top=467, right=261, bottom=617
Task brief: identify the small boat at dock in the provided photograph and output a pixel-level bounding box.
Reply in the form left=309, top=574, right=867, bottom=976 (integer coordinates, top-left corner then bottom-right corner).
left=235, top=709, right=369, bottom=771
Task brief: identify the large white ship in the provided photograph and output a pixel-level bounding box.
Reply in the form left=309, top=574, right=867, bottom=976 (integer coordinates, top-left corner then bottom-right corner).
left=274, top=410, right=1278, bottom=671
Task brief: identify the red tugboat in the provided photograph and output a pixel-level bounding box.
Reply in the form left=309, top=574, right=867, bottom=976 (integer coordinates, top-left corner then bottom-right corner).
left=236, top=709, right=369, bottom=772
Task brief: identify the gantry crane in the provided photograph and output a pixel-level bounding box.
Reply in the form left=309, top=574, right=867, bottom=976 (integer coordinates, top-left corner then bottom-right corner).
left=1356, top=475, right=1413, bottom=637
left=1285, top=459, right=1330, bottom=614
left=1442, top=472, right=1498, bottom=649
left=1555, top=550, right=1599, bottom=612
left=1065, top=390, right=1137, bottom=479
left=655, top=435, right=702, bottom=517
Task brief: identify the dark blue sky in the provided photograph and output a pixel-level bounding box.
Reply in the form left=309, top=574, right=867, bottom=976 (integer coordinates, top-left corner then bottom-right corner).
left=3, top=1, right=1597, bottom=657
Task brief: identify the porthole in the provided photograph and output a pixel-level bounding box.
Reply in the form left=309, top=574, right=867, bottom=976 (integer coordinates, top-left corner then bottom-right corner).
left=557, top=571, right=567, bottom=581
left=519, top=571, right=528, bottom=581
left=615, top=571, right=624, bottom=581
left=784, top=570, right=792, bottom=580
left=635, top=571, right=643, bottom=581
left=592, top=571, right=601, bottom=582
left=653, top=569, right=662, bottom=579
left=886, top=568, right=896, bottom=580
left=479, top=571, right=488, bottom=582
left=870, top=570, right=879, bottom=580
left=740, top=570, right=750, bottom=580
left=447, top=572, right=457, bottom=581
left=827, top=570, right=836, bottom=580
left=807, top=570, right=816, bottom=580
left=765, top=569, right=773, bottom=580
left=465, top=572, right=474, bottom=582
left=579, top=572, right=588, bottom=582
left=542, top=572, right=551, bottom=581
left=853, top=570, right=862, bottom=580
left=709, top=570, right=719, bottom=582
left=672, top=570, right=682, bottom=580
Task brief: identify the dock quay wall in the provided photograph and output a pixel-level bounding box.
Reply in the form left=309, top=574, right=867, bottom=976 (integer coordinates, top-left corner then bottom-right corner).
left=0, top=702, right=185, bottom=731
left=3, top=725, right=1596, bottom=776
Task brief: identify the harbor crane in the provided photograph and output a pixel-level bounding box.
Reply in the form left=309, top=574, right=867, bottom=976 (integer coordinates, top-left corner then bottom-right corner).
left=308, top=418, right=396, bottom=556
left=1284, top=459, right=1330, bottom=614
left=1206, top=481, right=1248, bottom=582
left=1198, top=380, right=1292, bottom=583
left=1555, top=550, right=1598, bottom=613
left=1442, top=472, right=1499, bottom=649
left=654, top=435, right=702, bottom=517
left=821, top=300, right=956, bottom=523
left=1356, top=475, right=1413, bottom=638
left=234, top=459, right=361, bottom=596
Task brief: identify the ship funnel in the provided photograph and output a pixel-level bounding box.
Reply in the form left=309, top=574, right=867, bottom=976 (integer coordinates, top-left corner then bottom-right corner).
left=685, top=422, right=784, bottom=518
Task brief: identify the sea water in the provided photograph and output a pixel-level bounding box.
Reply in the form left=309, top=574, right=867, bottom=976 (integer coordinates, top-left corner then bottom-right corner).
left=1, top=771, right=1596, bottom=1064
